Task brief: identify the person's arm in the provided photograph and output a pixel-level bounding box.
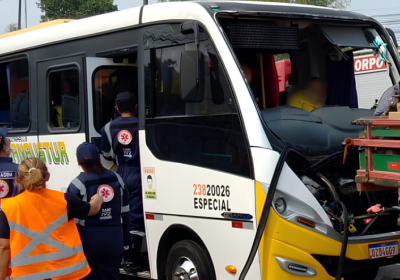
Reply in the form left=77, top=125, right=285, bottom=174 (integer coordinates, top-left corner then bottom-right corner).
left=65, top=193, right=103, bottom=220
left=0, top=238, right=9, bottom=280
left=0, top=211, right=10, bottom=280
left=100, top=126, right=115, bottom=162
left=66, top=182, right=83, bottom=200
left=88, top=194, right=103, bottom=216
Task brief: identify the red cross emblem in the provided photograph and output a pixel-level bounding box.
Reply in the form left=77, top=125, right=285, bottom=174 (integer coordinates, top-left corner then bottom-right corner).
left=117, top=130, right=132, bottom=145
left=0, top=180, right=9, bottom=198
left=97, top=184, right=114, bottom=202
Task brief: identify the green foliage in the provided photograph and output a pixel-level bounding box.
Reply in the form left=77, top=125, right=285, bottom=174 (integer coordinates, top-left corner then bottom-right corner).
left=37, top=0, right=118, bottom=21
left=4, top=22, right=18, bottom=33
left=274, top=53, right=290, bottom=61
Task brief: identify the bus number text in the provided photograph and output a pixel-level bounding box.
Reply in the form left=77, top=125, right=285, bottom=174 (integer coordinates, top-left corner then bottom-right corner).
left=193, top=184, right=231, bottom=211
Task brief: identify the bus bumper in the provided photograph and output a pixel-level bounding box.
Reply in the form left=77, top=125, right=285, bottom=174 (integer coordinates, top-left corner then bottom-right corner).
left=260, top=209, right=400, bottom=279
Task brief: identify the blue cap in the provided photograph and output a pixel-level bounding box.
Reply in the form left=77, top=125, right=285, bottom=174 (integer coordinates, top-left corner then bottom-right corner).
left=116, top=92, right=136, bottom=105
left=76, top=142, right=100, bottom=164
left=0, top=126, right=8, bottom=138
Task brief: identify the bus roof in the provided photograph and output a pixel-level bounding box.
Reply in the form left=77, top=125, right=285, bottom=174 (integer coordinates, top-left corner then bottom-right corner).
left=197, top=1, right=371, bottom=21
left=0, top=20, right=74, bottom=40
left=0, top=1, right=373, bottom=57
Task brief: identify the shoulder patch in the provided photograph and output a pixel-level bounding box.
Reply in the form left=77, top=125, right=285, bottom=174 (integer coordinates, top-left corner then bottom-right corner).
left=117, top=130, right=132, bottom=145
left=0, top=171, right=16, bottom=179
left=97, top=184, right=114, bottom=202
left=0, top=180, right=9, bottom=198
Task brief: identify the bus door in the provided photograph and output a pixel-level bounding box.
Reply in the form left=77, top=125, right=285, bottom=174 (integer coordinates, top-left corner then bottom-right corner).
left=37, top=55, right=86, bottom=191
left=85, top=56, right=138, bottom=169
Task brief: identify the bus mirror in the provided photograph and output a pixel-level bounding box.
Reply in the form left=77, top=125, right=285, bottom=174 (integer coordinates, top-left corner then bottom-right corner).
left=180, top=50, right=204, bottom=102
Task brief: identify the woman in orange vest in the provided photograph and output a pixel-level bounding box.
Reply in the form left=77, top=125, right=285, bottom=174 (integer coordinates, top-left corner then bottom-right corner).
left=0, top=157, right=104, bottom=280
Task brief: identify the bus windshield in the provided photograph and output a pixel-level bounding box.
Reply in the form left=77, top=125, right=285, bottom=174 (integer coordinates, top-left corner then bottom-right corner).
left=218, top=17, right=399, bottom=158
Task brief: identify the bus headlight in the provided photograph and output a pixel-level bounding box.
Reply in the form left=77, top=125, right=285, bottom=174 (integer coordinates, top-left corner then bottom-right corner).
left=275, top=198, right=286, bottom=214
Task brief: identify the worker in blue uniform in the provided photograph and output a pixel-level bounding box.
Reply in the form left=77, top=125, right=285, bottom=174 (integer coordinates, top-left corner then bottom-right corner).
left=100, top=91, right=145, bottom=273
left=67, top=142, right=130, bottom=280
left=0, top=126, right=19, bottom=199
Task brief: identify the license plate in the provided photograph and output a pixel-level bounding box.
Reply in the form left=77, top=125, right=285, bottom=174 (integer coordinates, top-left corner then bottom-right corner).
left=368, top=241, right=398, bottom=259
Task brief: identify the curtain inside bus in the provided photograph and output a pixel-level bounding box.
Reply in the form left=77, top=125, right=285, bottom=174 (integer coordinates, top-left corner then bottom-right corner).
left=326, top=51, right=358, bottom=108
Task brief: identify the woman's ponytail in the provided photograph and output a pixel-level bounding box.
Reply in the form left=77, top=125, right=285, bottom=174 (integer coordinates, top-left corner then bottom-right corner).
left=17, top=158, right=49, bottom=191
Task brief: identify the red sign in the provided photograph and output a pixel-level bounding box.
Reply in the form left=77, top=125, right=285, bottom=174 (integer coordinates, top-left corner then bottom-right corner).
left=354, top=51, right=400, bottom=74
left=388, top=162, right=400, bottom=171
left=354, top=55, right=386, bottom=74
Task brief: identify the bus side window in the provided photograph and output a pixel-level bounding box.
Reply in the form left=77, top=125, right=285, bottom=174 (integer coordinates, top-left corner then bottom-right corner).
left=144, top=24, right=250, bottom=178
left=0, top=59, right=30, bottom=130
left=92, top=66, right=138, bottom=134
left=49, top=69, right=80, bottom=128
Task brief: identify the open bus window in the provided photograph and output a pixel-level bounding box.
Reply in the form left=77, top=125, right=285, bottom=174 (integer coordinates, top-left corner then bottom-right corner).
left=0, top=59, right=29, bottom=130
left=92, top=66, right=138, bottom=134
left=49, top=69, right=80, bottom=129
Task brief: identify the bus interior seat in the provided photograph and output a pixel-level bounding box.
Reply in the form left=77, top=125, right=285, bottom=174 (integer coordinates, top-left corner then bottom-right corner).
left=10, top=92, right=29, bottom=128
left=62, top=95, right=79, bottom=127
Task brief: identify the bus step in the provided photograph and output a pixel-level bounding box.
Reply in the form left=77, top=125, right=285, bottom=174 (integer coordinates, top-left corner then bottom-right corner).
left=119, top=268, right=152, bottom=279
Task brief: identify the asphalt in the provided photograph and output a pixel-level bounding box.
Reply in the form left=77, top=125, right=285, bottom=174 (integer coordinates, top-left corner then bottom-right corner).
left=375, top=264, right=400, bottom=280
left=118, top=265, right=400, bottom=280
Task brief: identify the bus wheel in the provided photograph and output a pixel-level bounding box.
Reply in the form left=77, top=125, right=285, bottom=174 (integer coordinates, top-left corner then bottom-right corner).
left=166, top=240, right=215, bottom=280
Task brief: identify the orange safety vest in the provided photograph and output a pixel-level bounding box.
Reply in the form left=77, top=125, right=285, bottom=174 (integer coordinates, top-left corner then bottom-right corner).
left=1, top=188, right=91, bottom=280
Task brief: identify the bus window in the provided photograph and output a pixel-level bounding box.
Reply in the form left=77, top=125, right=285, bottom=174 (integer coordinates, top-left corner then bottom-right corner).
left=144, top=24, right=250, bottom=177
left=49, top=69, right=80, bottom=129
left=92, top=66, right=138, bottom=133
left=0, top=59, right=29, bottom=130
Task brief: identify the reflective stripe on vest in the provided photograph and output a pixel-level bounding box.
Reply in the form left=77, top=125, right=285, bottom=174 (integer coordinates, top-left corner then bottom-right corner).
left=10, top=259, right=87, bottom=280
left=9, top=213, right=84, bottom=268
left=71, top=178, right=87, bottom=226
left=113, top=172, right=129, bottom=214
left=103, top=122, right=117, bottom=164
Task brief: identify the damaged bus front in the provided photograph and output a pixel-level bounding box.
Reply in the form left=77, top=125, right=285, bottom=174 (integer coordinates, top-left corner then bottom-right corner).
left=210, top=3, right=400, bottom=279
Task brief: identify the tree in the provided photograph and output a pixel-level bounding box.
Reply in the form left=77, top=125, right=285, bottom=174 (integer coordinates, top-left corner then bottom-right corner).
left=4, top=22, right=18, bottom=33
left=37, top=0, right=118, bottom=22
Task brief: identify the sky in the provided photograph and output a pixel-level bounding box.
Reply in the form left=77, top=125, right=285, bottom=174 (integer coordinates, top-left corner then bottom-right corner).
left=0, top=0, right=400, bottom=37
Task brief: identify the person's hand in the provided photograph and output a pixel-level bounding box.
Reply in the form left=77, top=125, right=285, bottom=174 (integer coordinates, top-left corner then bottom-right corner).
left=91, top=194, right=104, bottom=205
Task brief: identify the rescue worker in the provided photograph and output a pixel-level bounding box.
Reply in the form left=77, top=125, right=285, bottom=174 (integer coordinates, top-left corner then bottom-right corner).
left=101, top=91, right=145, bottom=273
left=67, top=142, right=130, bottom=280
left=0, top=157, right=104, bottom=280
left=0, top=126, right=19, bottom=199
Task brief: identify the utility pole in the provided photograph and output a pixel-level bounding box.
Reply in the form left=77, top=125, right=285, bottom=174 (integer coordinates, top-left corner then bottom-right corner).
left=25, top=0, right=27, bottom=28
left=18, top=0, right=22, bottom=30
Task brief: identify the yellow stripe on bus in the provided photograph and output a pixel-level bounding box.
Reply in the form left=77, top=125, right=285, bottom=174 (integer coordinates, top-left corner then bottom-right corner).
left=0, top=20, right=73, bottom=40
left=255, top=181, right=266, bottom=277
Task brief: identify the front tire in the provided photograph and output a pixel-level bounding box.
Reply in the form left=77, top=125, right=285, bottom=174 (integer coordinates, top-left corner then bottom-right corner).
left=166, top=240, right=215, bottom=280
